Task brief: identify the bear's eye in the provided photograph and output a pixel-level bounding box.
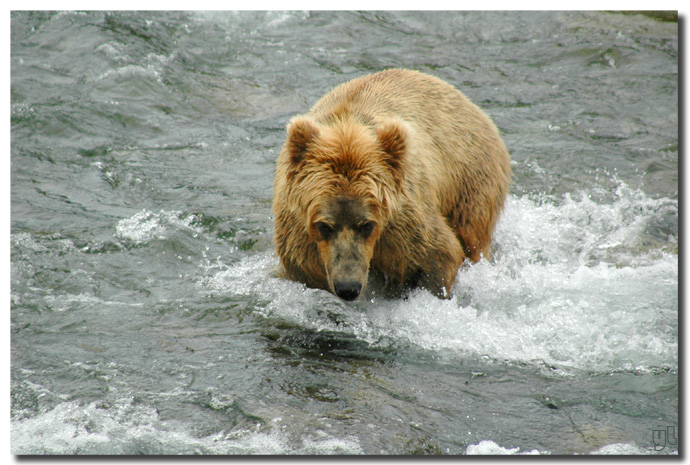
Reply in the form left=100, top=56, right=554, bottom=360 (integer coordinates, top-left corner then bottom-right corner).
left=315, top=222, right=335, bottom=240
left=357, top=221, right=376, bottom=238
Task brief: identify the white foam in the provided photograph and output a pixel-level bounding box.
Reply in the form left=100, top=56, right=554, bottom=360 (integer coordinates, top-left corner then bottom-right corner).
left=115, top=209, right=202, bottom=245
left=494, top=185, right=677, bottom=269
left=589, top=443, right=663, bottom=455
left=466, top=440, right=542, bottom=455
left=198, top=185, right=678, bottom=374
left=11, top=232, right=77, bottom=256
left=10, top=400, right=363, bottom=455
left=464, top=440, right=672, bottom=455
left=12, top=398, right=666, bottom=456
left=94, top=64, right=163, bottom=83
left=11, top=233, right=49, bottom=253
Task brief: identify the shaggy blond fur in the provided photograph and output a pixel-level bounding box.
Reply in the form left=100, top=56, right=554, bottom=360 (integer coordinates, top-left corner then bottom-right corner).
left=273, top=69, right=511, bottom=299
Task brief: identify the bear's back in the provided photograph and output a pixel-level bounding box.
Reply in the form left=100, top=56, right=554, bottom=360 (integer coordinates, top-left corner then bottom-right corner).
left=310, top=69, right=479, bottom=127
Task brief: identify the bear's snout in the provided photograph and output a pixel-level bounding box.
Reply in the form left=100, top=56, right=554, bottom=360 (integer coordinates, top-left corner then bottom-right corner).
left=333, top=280, right=362, bottom=301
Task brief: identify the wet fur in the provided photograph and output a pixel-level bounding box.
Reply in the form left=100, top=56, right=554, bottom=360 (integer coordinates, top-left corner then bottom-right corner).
left=273, top=69, right=511, bottom=299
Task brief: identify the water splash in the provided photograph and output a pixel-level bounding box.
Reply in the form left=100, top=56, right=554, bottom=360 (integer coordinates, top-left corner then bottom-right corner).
left=115, top=210, right=202, bottom=245
left=10, top=400, right=363, bottom=455
left=199, top=183, right=677, bottom=374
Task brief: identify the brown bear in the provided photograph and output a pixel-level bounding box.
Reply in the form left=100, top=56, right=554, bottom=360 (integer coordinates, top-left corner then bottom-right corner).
left=272, top=69, right=511, bottom=301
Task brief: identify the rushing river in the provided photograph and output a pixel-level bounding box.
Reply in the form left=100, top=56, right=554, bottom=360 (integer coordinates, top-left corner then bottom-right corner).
left=10, top=11, right=678, bottom=455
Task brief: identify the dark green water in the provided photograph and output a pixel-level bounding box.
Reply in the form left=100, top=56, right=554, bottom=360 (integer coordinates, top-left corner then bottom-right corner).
left=11, top=11, right=677, bottom=455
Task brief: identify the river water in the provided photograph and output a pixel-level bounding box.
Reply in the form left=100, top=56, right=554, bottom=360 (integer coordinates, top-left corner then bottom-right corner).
left=10, top=11, right=678, bottom=455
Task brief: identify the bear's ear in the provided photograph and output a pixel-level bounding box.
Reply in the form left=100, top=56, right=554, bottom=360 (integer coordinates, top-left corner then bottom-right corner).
left=376, top=120, right=407, bottom=174
left=286, top=117, right=320, bottom=166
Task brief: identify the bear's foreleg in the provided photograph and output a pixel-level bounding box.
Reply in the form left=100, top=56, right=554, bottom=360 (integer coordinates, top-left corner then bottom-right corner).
left=414, top=218, right=465, bottom=298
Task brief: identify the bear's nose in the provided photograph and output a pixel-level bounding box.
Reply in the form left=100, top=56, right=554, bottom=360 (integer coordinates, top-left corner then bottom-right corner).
left=334, top=281, right=362, bottom=301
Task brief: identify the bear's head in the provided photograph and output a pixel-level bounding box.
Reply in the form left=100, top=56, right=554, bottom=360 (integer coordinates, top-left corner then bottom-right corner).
left=283, top=115, right=408, bottom=301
